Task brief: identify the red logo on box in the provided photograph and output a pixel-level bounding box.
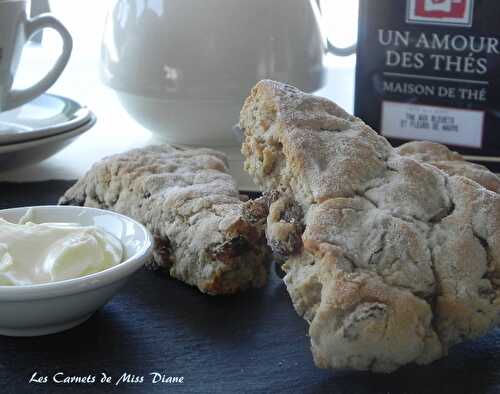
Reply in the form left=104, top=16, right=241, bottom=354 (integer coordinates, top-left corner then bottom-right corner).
left=407, top=0, right=473, bottom=26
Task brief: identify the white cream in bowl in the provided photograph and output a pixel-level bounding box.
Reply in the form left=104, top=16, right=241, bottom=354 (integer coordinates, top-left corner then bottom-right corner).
left=0, top=218, right=123, bottom=286
left=0, top=205, right=153, bottom=337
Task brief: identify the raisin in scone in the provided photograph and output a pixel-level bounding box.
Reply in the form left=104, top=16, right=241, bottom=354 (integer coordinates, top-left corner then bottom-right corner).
left=397, top=141, right=500, bottom=193
left=240, top=80, right=500, bottom=372
left=59, top=145, right=269, bottom=295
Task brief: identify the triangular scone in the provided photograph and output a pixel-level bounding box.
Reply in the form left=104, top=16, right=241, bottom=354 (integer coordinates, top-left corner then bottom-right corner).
left=240, top=80, right=500, bottom=372
left=60, top=145, right=269, bottom=295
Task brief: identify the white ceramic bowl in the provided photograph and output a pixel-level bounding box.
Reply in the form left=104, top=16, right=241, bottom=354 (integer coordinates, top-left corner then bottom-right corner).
left=0, top=205, right=153, bottom=336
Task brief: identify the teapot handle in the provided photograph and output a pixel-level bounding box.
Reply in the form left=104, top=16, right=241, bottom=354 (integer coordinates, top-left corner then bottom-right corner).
left=315, top=0, right=357, bottom=57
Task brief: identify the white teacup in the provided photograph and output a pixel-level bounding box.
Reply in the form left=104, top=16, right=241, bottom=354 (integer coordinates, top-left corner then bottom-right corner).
left=0, top=0, right=72, bottom=111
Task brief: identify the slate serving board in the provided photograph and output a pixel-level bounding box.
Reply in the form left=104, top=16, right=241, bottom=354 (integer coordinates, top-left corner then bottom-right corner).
left=1, top=181, right=500, bottom=394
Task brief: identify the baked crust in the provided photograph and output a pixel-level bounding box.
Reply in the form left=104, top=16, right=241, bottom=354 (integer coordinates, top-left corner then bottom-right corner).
left=59, top=145, right=269, bottom=295
left=397, top=141, right=500, bottom=193
left=240, top=80, right=500, bottom=372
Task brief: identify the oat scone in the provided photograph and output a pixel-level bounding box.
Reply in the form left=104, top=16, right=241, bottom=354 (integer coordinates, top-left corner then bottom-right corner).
left=397, top=141, right=500, bottom=193
left=59, top=145, right=269, bottom=295
left=240, top=80, right=500, bottom=372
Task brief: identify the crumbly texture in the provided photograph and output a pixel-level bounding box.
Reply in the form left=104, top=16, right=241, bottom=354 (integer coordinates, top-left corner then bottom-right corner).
left=59, top=145, right=269, bottom=295
left=240, top=80, right=500, bottom=372
left=397, top=141, right=500, bottom=193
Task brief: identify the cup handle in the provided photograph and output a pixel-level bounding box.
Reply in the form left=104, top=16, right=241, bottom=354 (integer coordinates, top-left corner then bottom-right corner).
left=3, top=14, right=73, bottom=111
left=315, top=0, right=357, bottom=57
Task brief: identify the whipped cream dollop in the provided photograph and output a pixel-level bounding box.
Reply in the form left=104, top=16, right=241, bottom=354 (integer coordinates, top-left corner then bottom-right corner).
left=0, top=216, right=123, bottom=286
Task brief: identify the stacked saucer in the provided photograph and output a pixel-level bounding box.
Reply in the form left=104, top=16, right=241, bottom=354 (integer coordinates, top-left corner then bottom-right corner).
left=0, top=93, right=96, bottom=171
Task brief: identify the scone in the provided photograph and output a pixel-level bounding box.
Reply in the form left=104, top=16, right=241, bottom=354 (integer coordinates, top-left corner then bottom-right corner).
left=60, top=145, right=269, bottom=295
left=240, top=80, right=500, bottom=372
left=397, top=141, right=500, bottom=193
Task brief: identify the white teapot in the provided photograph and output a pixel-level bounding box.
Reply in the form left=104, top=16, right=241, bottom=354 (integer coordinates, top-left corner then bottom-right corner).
left=101, top=0, right=355, bottom=146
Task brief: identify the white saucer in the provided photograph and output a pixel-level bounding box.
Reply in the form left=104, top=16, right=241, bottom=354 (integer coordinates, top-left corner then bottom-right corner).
left=0, top=113, right=96, bottom=171
left=0, top=93, right=91, bottom=145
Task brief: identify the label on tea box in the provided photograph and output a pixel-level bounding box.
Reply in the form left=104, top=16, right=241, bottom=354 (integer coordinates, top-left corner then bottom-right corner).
left=355, top=0, right=500, bottom=169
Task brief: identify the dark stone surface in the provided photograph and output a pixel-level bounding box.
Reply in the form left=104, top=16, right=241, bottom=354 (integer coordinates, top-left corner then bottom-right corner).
left=1, top=181, right=500, bottom=393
